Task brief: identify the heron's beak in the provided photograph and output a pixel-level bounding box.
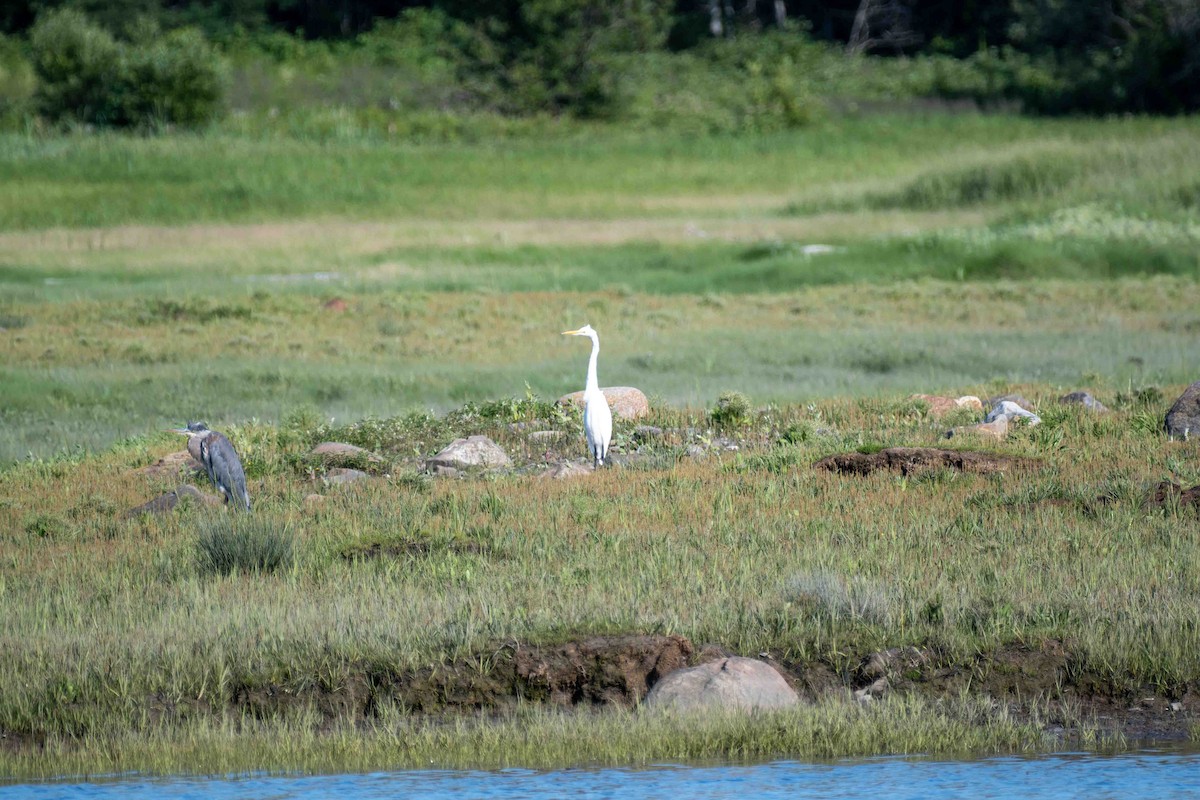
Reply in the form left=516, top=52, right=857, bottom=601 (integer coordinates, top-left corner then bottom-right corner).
left=562, top=329, right=582, bottom=336
left=167, top=428, right=189, bottom=436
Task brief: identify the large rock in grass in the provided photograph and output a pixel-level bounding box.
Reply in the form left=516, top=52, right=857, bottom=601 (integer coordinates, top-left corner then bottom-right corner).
left=139, top=450, right=204, bottom=478
left=426, top=436, right=511, bottom=471
left=1060, top=391, right=1108, bottom=412
left=124, top=484, right=218, bottom=518
left=310, top=442, right=386, bottom=467
left=1165, top=381, right=1200, bottom=440
left=558, top=387, right=650, bottom=420
left=645, top=656, right=799, bottom=712
left=986, top=400, right=1041, bottom=426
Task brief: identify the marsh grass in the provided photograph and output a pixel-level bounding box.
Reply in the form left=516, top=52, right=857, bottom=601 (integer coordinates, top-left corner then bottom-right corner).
left=0, top=695, right=1055, bottom=780
left=195, top=515, right=295, bottom=577
left=0, top=388, right=1197, bottom=775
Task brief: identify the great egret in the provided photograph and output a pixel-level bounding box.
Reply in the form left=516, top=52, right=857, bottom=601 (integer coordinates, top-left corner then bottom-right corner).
left=562, top=324, right=613, bottom=468
left=171, top=422, right=252, bottom=510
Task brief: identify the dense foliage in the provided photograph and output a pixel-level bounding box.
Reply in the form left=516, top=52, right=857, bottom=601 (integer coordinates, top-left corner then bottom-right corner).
left=28, top=9, right=225, bottom=128
left=0, top=1, right=1196, bottom=130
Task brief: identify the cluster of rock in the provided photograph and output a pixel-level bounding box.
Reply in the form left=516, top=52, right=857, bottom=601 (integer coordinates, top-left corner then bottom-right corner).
left=919, top=390, right=1110, bottom=442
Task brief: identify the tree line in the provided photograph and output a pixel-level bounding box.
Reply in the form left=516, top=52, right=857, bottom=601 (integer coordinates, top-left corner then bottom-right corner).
left=5, top=1, right=1198, bottom=129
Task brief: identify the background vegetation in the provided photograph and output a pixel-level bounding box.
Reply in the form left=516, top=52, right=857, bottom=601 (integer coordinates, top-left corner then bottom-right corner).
left=0, top=1, right=1197, bottom=133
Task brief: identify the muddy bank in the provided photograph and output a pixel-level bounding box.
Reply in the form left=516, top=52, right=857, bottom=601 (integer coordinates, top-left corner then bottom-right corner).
left=275, top=634, right=1197, bottom=743
left=9, top=634, right=1190, bottom=754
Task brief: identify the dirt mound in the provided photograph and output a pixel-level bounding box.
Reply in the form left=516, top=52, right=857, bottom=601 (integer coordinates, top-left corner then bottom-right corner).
left=1143, top=481, right=1200, bottom=512
left=815, top=447, right=1034, bottom=476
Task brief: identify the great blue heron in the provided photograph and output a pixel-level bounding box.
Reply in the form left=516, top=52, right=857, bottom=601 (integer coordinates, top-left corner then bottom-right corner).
left=171, top=422, right=251, bottom=511
left=562, top=324, right=613, bottom=468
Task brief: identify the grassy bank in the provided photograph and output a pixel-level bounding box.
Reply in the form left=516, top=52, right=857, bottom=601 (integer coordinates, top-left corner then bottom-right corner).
left=3, top=697, right=1054, bottom=779
left=0, top=385, right=1196, bottom=778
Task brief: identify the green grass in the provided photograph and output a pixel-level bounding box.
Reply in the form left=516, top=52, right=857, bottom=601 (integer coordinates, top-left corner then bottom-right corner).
left=1, top=696, right=1054, bottom=779
left=0, top=111, right=1198, bottom=777
left=0, top=391, right=1186, bottom=778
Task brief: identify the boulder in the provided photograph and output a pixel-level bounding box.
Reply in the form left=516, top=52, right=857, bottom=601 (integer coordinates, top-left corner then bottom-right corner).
left=1165, top=381, right=1200, bottom=440
left=123, top=484, right=216, bottom=518
left=310, top=442, right=386, bottom=466
left=426, top=436, right=511, bottom=471
left=558, top=386, right=650, bottom=420
left=910, top=394, right=984, bottom=417
left=1059, top=391, right=1108, bottom=412
left=139, top=450, right=204, bottom=478
left=541, top=461, right=593, bottom=479
left=986, top=400, right=1041, bottom=426
left=324, top=467, right=371, bottom=486
left=633, top=425, right=664, bottom=443
left=988, top=393, right=1035, bottom=411
left=645, top=656, right=799, bottom=712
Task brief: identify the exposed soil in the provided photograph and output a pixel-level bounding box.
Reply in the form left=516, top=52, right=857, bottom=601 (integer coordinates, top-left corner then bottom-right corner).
left=4, top=634, right=1196, bottom=756
left=1143, top=480, right=1200, bottom=513
left=815, top=447, right=1037, bottom=477
left=224, top=634, right=1200, bottom=744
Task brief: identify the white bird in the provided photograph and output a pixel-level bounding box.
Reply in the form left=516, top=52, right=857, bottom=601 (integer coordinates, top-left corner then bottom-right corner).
left=562, top=324, right=613, bottom=468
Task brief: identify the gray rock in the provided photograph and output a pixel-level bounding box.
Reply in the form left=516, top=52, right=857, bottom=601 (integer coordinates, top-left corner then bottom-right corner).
left=324, top=467, right=370, bottom=486
left=633, top=425, right=664, bottom=442
left=1059, top=391, right=1108, bottom=412
left=139, top=450, right=205, bottom=478
left=310, top=442, right=386, bottom=465
left=986, top=400, right=1041, bottom=426
left=559, top=386, right=650, bottom=420
left=123, top=484, right=213, bottom=518
left=644, top=656, right=799, bottom=712
left=988, top=393, right=1034, bottom=412
left=541, top=461, right=593, bottom=479
left=1165, top=380, right=1200, bottom=440
left=426, top=435, right=511, bottom=470
left=430, top=465, right=459, bottom=477
left=854, top=677, right=890, bottom=704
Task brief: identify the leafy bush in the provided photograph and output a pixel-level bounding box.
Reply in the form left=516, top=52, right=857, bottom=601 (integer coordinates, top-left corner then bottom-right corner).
left=710, top=391, right=752, bottom=428
left=29, top=9, right=226, bottom=129
left=196, top=515, right=295, bottom=577
left=29, top=9, right=122, bottom=125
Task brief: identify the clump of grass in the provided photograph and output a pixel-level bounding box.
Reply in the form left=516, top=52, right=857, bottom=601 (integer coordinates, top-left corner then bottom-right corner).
left=710, top=391, right=752, bottom=429
left=785, top=569, right=897, bottom=627
left=887, top=152, right=1083, bottom=209
left=195, top=515, right=295, bottom=577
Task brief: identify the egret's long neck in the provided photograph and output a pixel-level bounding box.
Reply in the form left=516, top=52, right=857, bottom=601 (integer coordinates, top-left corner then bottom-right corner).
left=585, top=335, right=600, bottom=394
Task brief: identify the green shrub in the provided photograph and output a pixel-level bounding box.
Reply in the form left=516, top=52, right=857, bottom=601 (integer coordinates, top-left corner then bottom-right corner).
left=195, top=516, right=295, bottom=577
left=123, top=26, right=227, bottom=128
left=29, top=9, right=123, bottom=125
left=29, top=9, right=226, bottom=129
left=710, top=391, right=752, bottom=428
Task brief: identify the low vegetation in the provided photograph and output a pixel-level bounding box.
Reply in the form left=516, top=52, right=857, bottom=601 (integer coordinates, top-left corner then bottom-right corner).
left=0, top=382, right=1196, bottom=778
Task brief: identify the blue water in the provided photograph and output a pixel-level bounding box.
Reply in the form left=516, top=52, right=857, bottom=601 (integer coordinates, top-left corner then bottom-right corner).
left=6, top=750, right=1200, bottom=800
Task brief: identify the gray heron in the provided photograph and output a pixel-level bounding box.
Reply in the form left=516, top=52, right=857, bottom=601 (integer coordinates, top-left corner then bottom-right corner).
left=562, top=324, right=613, bottom=468
left=171, top=422, right=252, bottom=511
